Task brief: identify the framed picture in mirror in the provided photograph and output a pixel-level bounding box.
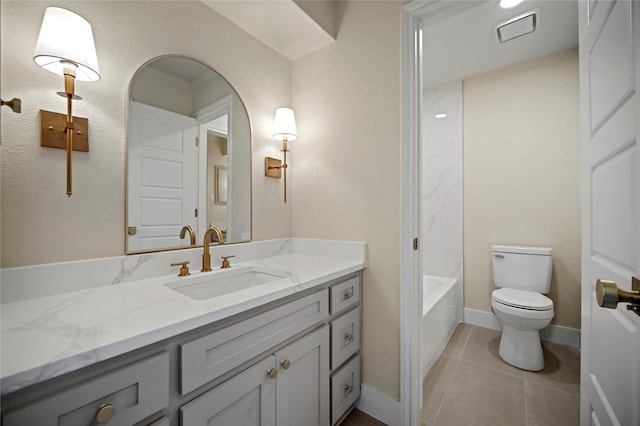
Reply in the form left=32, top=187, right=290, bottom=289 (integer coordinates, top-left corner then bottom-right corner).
left=215, top=166, right=227, bottom=205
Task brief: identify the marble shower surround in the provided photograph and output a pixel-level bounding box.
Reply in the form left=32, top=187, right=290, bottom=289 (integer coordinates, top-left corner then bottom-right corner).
left=422, top=81, right=463, bottom=283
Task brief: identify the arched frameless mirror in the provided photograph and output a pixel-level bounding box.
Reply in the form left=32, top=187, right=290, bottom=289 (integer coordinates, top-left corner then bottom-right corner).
left=126, top=56, right=251, bottom=254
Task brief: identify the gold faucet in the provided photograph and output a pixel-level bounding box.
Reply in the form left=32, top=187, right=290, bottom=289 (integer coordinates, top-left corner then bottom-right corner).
left=201, top=227, right=225, bottom=272
left=179, top=225, right=196, bottom=246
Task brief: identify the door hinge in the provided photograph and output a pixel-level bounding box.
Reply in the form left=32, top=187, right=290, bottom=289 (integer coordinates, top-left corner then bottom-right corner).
left=413, top=238, right=419, bottom=251
left=195, top=137, right=199, bottom=147
left=194, top=208, right=198, bottom=217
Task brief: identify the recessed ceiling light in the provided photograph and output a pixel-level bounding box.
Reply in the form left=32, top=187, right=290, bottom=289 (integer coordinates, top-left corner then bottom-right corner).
left=499, top=0, right=525, bottom=9
left=435, top=113, right=447, bottom=119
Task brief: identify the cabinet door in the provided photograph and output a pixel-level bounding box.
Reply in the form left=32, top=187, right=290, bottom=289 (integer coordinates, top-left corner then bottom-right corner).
left=275, top=326, right=330, bottom=426
left=179, top=356, right=276, bottom=426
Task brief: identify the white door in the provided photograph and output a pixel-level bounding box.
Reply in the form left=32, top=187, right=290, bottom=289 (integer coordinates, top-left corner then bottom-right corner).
left=579, top=1, right=640, bottom=425
left=127, top=101, right=198, bottom=251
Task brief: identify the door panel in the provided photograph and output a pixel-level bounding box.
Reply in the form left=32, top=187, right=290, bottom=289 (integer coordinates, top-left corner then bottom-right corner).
left=128, top=101, right=198, bottom=251
left=580, top=0, right=640, bottom=425
left=589, top=0, right=634, bottom=131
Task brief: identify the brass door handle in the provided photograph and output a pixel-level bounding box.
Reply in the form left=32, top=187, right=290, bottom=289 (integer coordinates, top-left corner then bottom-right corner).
left=596, top=277, right=640, bottom=316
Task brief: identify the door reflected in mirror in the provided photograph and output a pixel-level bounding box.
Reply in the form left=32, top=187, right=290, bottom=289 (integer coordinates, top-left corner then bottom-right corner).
left=127, top=56, right=251, bottom=254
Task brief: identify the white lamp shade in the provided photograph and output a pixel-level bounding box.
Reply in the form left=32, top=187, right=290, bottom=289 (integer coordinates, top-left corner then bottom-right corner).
left=272, top=108, right=297, bottom=141
left=33, top=7, right=100, bottom=82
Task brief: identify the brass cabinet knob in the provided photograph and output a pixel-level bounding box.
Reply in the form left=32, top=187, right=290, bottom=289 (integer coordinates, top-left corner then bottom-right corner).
left=343, top=290, right=353, bottom=299
left=267, top=368, right=278, bottom=379
left=95, top=403, right=116, bottom=424
left=344, top=333, right=353, bottom=342
left=343, top=384, right=353, bottom=394
left=281, top=359, right=291, bottom=369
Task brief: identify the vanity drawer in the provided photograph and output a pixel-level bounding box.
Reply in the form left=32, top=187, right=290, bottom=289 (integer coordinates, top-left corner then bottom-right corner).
left=330, top=354, right=361, bottom=425
left=3, top=352, right=169, bottom=426
left=180, top=289, right=329, bottom=394
left=330, top=275, right=360, bottom=314
left=330, top=307, right=360, bottom=369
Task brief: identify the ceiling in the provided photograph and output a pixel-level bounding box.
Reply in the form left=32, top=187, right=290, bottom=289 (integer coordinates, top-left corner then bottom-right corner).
left=201, top=0, right=336, bottom=61
left=421, top=0, right=579, bottom=88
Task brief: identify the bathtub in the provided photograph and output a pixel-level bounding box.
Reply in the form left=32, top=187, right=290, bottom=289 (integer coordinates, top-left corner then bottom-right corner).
left=421, top=275, right=460, bottom=379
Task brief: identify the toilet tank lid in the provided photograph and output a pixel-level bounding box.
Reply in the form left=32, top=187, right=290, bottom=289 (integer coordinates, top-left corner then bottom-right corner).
left=492, top=245, right=552, bottom=256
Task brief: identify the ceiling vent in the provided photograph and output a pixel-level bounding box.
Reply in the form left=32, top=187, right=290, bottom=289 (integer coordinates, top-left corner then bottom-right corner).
left=496, top=10, right=538, bottom=43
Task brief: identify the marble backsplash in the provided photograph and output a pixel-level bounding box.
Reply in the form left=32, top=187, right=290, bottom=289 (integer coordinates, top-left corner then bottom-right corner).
left=1, top=238, right=366, bottom=304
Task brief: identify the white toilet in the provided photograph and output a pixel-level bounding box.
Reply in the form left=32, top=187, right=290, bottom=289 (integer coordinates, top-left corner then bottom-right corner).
left=491, top=244, right=554, bottom=371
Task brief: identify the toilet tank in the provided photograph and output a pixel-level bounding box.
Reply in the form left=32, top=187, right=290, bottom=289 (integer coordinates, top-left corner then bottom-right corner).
left=491, top=245, right=553, bottom=293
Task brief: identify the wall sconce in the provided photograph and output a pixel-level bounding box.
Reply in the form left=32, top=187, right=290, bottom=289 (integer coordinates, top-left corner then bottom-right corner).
left=34, top=7, right=100, bottom=197
left=265, top=107, right=297, bottom=203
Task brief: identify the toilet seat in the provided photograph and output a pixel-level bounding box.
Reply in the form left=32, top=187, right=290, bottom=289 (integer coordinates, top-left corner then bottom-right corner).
left=492, top=288, right=553, bottom=311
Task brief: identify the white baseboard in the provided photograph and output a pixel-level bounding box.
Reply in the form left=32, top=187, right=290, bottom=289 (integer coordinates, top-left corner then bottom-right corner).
left=463, top=308, right=581, bottom=348
left=356, top=384, right=399, bottom=426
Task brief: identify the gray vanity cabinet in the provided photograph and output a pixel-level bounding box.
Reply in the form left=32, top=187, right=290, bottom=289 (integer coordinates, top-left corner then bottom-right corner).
left=180, top=325, right=330, bottom=426
left=2, top=352, right=170, bottom=426
left=1, top=272, right=362, bottom=426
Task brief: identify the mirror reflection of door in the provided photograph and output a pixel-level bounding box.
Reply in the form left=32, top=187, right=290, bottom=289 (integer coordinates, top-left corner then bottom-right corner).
left=205, top=115, right=228, bottom=243
left=127, top=56, right=251, bottom=254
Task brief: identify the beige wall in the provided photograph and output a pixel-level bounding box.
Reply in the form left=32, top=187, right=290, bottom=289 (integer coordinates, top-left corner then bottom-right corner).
left=292, top=1, right=403, bottom=400
left=0, top=1, right=292, bottom=267
left=463, top=49, right=581, bottom=329
left=1, top=0, right=405, bottom=402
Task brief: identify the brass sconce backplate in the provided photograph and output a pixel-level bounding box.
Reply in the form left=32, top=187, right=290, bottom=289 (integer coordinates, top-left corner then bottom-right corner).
left=265, top=157, right=282, bottom=178
left=40, top=109, right=89, bottom=152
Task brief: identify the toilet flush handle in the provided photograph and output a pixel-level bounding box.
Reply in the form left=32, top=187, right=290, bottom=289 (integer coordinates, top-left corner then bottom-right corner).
left=494, top=253, right=504, bottom=259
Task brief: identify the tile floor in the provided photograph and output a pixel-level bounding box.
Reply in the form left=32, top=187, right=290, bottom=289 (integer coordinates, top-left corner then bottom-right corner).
left=422, top=324, right=580, bottom=426
left=341, top=323, right=580, bottom=426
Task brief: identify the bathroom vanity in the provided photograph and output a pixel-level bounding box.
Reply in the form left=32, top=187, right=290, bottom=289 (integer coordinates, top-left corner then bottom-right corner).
left=0, top=239, right=365, bottom=426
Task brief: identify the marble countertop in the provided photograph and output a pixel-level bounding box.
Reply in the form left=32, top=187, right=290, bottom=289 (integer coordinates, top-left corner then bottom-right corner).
left=0, top=252, right=364, bottom=395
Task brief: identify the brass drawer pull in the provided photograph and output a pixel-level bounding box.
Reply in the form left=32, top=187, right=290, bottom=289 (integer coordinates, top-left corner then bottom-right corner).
left=267, top=368, right=278, bottom=379
left=343, top=290, right=353, bottom=299
left=344, top=333, right=353, bottom=342
left=281, top=359, right=291, bottom=369
left=95, top=403, right=116, bottom=424
left=343, top=384, right=353, bottom=394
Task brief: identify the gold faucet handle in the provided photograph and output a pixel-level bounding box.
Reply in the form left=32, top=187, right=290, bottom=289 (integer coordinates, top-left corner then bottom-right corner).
left=221, top=255, right=236, bottom=269
left=171, top=261, right=191, bottom=277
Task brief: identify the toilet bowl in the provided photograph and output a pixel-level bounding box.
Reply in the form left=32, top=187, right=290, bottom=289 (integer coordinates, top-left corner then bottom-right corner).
left=491, top=289, right=554, bottom=371
left=491, top=245, right=554, bottom=371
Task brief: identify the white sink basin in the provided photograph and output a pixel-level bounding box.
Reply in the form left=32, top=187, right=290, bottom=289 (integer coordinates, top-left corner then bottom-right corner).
left=164, top=266, right=288, bottom=300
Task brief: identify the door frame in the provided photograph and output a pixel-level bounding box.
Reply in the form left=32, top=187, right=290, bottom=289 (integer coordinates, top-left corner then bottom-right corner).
left=193, top=95, right=234, bottom=239
left=400, top=1, right=501, bottom=424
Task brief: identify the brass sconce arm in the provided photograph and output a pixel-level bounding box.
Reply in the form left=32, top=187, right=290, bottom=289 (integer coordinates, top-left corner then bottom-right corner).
left=266, top=108, right=297, bottom=203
